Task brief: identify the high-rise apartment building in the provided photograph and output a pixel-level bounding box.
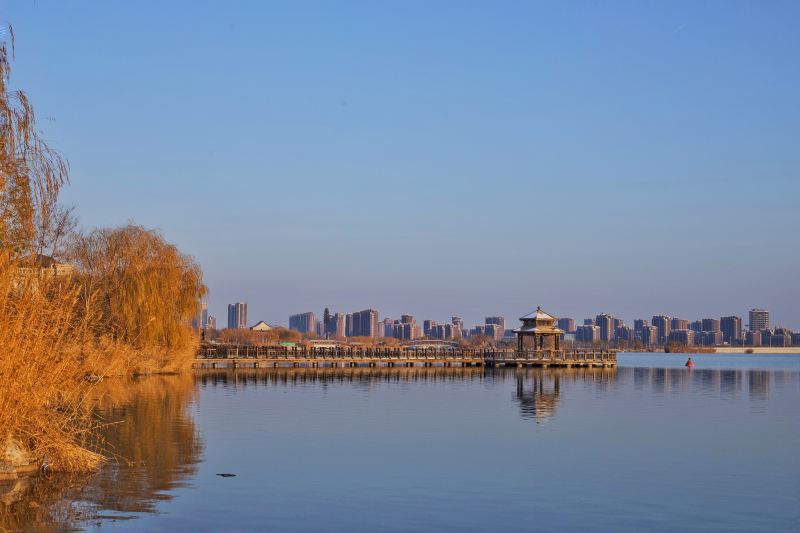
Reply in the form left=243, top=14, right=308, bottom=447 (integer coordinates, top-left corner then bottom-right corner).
left=615, top=326, right=634, bottom=342
left=227, top=302, right=248, bottom=329
left=452, top=317, right=464, bottom=338
left=584, top=318, right=596, bottom=326
left=423, top=320, right=437, bottom=337
left=749, top=309, right=769, bottom=332
left=352, top=309, right=379, bottom=337
left=651, top=315, right=671, bottom=344
left=206, top=315, right=217, bottom=330
left=576, top=324, right=600, bottom=343
left=483, top=323, right=502, bottom=341
left=671, top=318, right=689, bottom=331
left=699, top=331, right=723, bottom=346
left=329, top=313, right=346, bottom=337
left=701, top=318, right=721, bottom=333
left=720, top=316, right=743, bottom=344
left=668, top=329, right=695, bottom=346
left=641, top=325, right=659, bottom=347
left=557, top=318, right=575, bottom=334
left=746, top=330, right=762, bottom=346
left=595, top=313, right=614, bottom=342
left=345, top=314, right=354, bottom=337
left=289, top=312, right=317, bottom=334
left=634, top=319, right=649, bottom=337
left=485, top=317, right=505, bottom=341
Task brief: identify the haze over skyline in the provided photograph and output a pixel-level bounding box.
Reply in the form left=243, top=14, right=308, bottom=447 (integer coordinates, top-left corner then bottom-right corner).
left=4, top=0, right=798, bottom=328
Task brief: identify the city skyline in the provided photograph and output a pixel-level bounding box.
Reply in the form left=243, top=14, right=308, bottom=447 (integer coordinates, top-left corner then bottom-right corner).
left=221, top=300, right=793, bottom=343
left=5, top=1, right=798, bottom=329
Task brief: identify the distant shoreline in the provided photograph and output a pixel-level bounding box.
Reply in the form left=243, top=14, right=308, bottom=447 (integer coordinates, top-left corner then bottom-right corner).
left=622, top=348, right=800, bottom=355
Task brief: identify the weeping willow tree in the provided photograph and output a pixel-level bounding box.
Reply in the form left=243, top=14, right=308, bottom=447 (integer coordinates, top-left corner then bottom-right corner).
left=0, top=26, right=102, bottom=473
left=0, top=27, right=206, bottom=474
left=0, top=26, right=69, bottom=258
left=70, top=224, right=207, bottom=372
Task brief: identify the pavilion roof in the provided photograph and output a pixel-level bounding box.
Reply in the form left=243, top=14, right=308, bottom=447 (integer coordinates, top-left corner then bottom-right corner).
left=520, top=306, right=557, bottom=321
left=513, top=326, right=565, bottom=334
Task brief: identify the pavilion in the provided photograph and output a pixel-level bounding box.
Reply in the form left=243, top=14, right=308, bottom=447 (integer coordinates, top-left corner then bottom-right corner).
left=514, top=307, right=565, bottom=353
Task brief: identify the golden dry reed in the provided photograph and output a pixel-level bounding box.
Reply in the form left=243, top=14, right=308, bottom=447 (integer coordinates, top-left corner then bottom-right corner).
left=0, top=28, right=206, bottom=473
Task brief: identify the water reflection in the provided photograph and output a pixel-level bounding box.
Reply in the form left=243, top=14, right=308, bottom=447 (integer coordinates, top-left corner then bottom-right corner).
left=623, top=367, right=787, bottom=398
left=2, top=364, right=798, bottom=532
left=513, top=367, right=618, bottom=421
left=0, top=374, right=202, bottom=532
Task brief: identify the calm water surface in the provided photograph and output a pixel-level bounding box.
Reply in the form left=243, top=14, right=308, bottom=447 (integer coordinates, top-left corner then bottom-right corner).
left=3, top=354, right=799, bottom=532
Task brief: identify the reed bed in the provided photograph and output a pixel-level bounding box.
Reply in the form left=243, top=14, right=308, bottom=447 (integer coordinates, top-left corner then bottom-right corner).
left=0, top=28, right=206, bottom=475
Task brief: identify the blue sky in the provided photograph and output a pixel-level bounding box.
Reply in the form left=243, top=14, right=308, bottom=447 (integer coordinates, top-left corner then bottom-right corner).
left=3, top=1, right=798, bottom=328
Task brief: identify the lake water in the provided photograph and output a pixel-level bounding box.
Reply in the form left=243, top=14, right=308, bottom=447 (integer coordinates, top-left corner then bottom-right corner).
left=3, top=354, right=799, bottom=532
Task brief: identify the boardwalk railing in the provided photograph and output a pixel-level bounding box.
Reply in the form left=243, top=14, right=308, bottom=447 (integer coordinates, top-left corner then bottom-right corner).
left=195, top=344, right=616, bottom=367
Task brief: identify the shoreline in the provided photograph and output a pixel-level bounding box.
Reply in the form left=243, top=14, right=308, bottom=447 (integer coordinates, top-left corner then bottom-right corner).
left=620, top=348, right=800, bottom=355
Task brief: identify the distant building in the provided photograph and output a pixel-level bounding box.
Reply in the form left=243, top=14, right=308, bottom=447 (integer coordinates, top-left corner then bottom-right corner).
left=471, top=325, right=486, bottom=337
left=701, top=318, right=721, bottom=333
left=720, top=316, right=743, bottom=344
left=768, top=328, right=793, bottom=347
left=575, top=324, right=600, bottom=343
left=651, top=316, right=671, bottom=345
left=330, top=313, right=346, bottom=337
left=583, top=318, right=595, bottom=326
left=289, top=312, right=317, bottom=334
left=641, top=325, right=659, bottom=348
left=792, top=333, right=800, bottom=346
left=749, top=309, right=769, bottom=332
left=381, top=318, right=394, bottom=338
left=452, top=317, right=464, bottom=338
left=690, top=320, right=703, bottom=333
left=615, top=326, right=635, bottom=342
left=634, top=319, right=649, bottom=338
left=699, top=331, right=723, bottom=346
left=227, top=302, right=248, bottom=329
left=557, top=318, right=575, bottom=334
left=250, top=321, right=273, bottom=332
left=671, top=318, right=689, bottom=331
left=745, top=330, right=761, bottom=347
left=613, top=318, right=625, bottom=329
left=423, top=320, right=437, bottom=337
left=668, top=329, right=695, bottom=346
left=433, top=323, right=455, bottom=340
left=352, top=309, right=378, bottom=337
left=206, top=315, right=217, bottom=330
left=345, top=314, right=354, bottom=337
left=485, top=317, right=505, bottom=340
left=484, top=323, right=502, bottom=341
left=595, top=313, right=614, bottom=342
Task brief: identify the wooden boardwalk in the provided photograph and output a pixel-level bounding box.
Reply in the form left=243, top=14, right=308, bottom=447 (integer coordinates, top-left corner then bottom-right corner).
left=194, top=344, right=616, bottom=369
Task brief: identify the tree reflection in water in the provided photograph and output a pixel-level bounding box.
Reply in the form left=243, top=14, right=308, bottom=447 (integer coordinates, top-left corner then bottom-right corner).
left=0, top=374, right=202, bottom=531
left=2, top=365, right=791, bottom=531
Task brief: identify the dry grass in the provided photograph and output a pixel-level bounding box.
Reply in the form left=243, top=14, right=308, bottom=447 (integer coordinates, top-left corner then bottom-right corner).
left=0, top=29, right=206, bottom=475
left=0, top=255, right=102, bottom=473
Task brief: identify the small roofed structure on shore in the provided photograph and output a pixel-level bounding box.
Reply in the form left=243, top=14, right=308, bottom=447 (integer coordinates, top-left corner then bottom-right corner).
left=250, top=321, right=274, bottom=332
left=514, top=307, right=564, bottom=352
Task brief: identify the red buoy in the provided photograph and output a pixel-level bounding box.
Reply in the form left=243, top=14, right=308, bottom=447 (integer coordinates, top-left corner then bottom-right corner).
left=685, top=357, right=694, bottom=367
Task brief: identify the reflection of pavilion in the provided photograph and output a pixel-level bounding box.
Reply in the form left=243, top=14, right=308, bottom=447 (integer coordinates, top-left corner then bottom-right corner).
left=514, top=371, right=562, bottom=422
